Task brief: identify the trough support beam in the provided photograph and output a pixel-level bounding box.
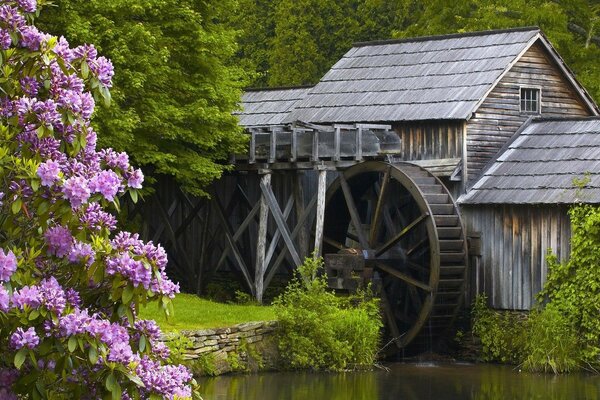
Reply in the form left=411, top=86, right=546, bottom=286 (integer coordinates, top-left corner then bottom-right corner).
left=294, top=172, right=309, bottom=259
left=313, top=167, right=327, bottom=257
left=255, top=170, right=272, bottom=303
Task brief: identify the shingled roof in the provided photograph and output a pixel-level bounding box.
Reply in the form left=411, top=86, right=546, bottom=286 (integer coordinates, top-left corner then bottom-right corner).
left=237, top=86, right=311, bottom=128
left=459, top=117, right=600, bottom=204
left=283, top=27, right=583, bottom=123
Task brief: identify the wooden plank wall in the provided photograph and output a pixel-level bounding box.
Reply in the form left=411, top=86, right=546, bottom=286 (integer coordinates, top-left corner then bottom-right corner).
left=462, top=204, right=571, bottom=310
left=394, top=120, right=464, bottom=161
left=466, top=41, right=592, bottom=182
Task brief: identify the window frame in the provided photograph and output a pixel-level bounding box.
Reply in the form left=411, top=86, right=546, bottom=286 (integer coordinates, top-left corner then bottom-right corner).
left=519, top=86, right=542, bottom=115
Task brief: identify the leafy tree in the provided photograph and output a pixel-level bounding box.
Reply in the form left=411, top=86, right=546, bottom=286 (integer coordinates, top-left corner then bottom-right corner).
left=38, top=0, right=248, bottom=196
left=0, top=1, right=198, bottom=397
left=268, top=0, right=361, bottom=86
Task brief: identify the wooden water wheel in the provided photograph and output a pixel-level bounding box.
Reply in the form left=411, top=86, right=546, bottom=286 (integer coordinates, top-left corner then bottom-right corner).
left=322, top=161, right=468, bottom=349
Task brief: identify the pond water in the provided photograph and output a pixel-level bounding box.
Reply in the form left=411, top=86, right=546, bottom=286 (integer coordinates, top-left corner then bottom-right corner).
left=197, top=362, right=600, bottom=400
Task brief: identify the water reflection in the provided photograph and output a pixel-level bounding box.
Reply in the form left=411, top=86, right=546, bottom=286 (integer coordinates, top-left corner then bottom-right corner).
left=198, top=363, right=600, bottom=400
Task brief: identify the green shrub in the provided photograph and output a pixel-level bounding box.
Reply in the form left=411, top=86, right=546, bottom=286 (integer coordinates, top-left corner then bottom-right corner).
left=522, top=305, right=580, bottom=373
left=273, top=256, right=382, bottom=371
left=471, top=294, right=528, bottom=364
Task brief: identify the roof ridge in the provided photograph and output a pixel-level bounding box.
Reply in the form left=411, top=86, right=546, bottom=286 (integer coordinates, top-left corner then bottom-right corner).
left=353, top=26, right=540, bottom=48
left=244, top=85, right=313, bottom=92
left=531, top=116, right=600, bottom=123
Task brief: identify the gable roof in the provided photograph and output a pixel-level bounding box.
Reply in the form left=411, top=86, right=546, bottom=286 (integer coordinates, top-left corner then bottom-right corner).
left=283, top=27, right=597, bottom=124
left=237, top=86, right=311, bottom=128
left=459, top=117, right=600, bottom=204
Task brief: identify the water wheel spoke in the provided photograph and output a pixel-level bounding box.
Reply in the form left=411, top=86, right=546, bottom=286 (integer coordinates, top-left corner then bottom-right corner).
left=408, top=285, right=423, bottom=311
left=323, top=236, right=346, bottom=251
left=375, top=213, right=429, bottom=257
left=369, top=167, right=391, bottom=247
left=375, top=262, right=432, bottom=292
left=406, top=237, right=428, bottom=257
left=380, top=286, right=403, bottom=348
left=339, top=175, right=370, bottom=249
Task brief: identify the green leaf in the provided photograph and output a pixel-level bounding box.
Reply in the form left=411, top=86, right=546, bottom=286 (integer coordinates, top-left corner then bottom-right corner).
left=14, top=348, right=27, bottom=369
left=139, top=335, right=146, bottom=353
left=28, top=309, right=40, bottom=321
left=11, top=198, right=21, bottom=214
left=105, top=373, right=116, bottom=391
left=68, top=336, right=77, bottom=353
left=122, top=284, right=134, bottom=304
left=129, top=189, right=138, bottom=204
left=81, top=60, right=89, bottom=79
left=88, top=346, right=98, bottom=365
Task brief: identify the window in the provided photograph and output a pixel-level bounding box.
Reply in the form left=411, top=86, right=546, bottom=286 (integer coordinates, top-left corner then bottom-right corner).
left=520, top=87, right=541, bottom=113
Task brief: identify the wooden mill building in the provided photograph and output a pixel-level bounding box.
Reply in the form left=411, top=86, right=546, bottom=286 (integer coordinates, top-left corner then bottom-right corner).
left=141, top=27, right=600, bottom=349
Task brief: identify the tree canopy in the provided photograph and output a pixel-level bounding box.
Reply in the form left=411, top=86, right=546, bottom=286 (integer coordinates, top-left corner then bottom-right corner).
left=237, top=0, right=600, bottom=103
left=38, top=0, right=248, bottom=196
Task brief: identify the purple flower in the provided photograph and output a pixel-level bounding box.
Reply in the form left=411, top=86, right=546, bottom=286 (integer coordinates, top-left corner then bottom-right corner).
left=65, top=288, right=81, bottom=308
left=68, top=241, right=95, bottom=266
left=136, top=356, right=192, bottom=398
left=37, top=159, right=61, bottom=187
left=12, top=285, right=42, bottom=309
left=10, top=327, right=39, bottom=349
left=44, top=225, right=73, bottom=258
left=52, top=36, right=73, bottom=63
left=90, top=56, right=114, bottom=87
left=108, top=342, right=133, bottom=364
left=0, top=249, right=17, bottom=282
left=127, top=168, right=144, bottom=189
left=72, top=44, right=97, bottom=60
left=106, top=253, right=151, bottom=289
left=39, top=276, right=66, bottom=315
left=62, top=175, right=90, bottom=208
left=0, top=286, right=9, bottom=312
left=0, top=5, right=26, bottom=30
left=89, top=169, right=121, bottom=202
left=0, top=28, right=11, bottom=50
left=16, top=0, right=36, bottom=13
left=20, top=76, right=38, bottom=96
left=19, top=25, right=49, bottom=51
left=79, top=202, right=117, bottom=232
left=58, top=309, right=90, bottom=336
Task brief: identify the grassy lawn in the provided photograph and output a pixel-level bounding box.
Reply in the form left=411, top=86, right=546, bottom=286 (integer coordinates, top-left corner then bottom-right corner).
left=138, top=293, right=276, bottom=331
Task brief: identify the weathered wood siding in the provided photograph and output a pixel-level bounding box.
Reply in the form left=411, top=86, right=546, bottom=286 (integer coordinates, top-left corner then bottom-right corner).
left=466, top=41, right=592, bottom=181
left=394, top=120, right=464, bottom=161
left=462, top=204, right=571, bottom=310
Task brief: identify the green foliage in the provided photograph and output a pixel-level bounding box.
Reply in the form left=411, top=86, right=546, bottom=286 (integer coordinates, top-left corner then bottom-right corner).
left=522, top=305, right=580, bottom=373
left=273, top=256, right=381, bottom=371
left=38, top=0, right=248, bottom=196
left=187, top=353, right=217, bottom=377
left=537, top=205, right=600, bottom=363
left=471, top=294, right=528, bottom=364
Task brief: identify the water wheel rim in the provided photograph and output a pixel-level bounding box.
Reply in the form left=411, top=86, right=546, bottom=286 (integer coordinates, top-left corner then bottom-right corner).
left=323, top=161, right=441, bottom=348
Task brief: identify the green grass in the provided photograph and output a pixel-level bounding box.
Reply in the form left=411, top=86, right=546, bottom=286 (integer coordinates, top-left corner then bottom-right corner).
left=138, top=293, right=276, bottom=331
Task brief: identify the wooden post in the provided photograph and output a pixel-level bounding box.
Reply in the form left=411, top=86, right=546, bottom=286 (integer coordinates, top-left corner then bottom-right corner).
left=313, top=167, right=327, bottom=257
left=334, top=126, right=341, bottom=162
left=255, top=170, right=271, bottom=303
left=269, top=128, right=277, bottom=163
left=294, top=172, right=309, bottom=259
left=249, top=130, right=257, bottom=164
left=356, top=126, right=363, bottom=161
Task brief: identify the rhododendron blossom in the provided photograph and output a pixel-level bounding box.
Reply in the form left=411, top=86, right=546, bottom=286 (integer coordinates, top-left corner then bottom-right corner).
left=0, top=0, right=194, bottom=398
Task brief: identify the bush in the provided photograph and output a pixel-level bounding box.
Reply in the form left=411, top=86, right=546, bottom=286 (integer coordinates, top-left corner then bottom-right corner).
left=0, top=1, right=197, bottom=397
left=471, top=294, right=528, bottom=364
left=273, top=256, right=382, bottom=371
left=522, top=305, right=579, bottom=373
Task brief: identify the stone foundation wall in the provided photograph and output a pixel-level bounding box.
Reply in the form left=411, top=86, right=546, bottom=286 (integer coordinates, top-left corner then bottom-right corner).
left=162, top=321, right=279, bottom=376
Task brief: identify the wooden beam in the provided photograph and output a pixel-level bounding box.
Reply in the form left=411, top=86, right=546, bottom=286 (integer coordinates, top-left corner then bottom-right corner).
left=264, top=194, right=294, bottom=276
left=255, top=172, right=271, bottom=303
left=313, top=168, right=327, bottom=257
left=213, top=192, right=255, bottom=295
left=376, top=262, right=432, bottom=292
left=340, top=174, right=369, bottom=250
left=294, top=172, right=309, bottom=259
left=259, top=178, right=302, bottom=267
left=375, top=213, right=429, bottom=257
left=264, top=191, right=318, bottom=289
left=369, top=166, right=391, bottom=247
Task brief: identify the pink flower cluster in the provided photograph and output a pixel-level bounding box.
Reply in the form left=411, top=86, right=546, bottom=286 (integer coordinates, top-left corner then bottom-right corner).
left=0, top=0, right=191, bottom=397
